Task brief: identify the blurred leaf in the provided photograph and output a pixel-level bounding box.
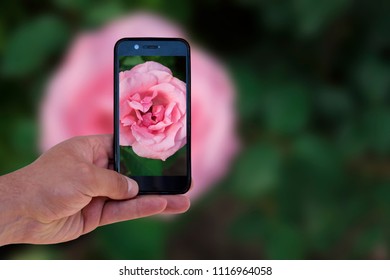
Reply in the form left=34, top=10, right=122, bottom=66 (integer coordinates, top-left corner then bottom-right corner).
left=315, top=87, right=354, bottom=120
left=2, top=15, right=69, bottom=76
left=293, top=0, right=351, bottom=36
left=97, top=219, right=168, bottom=259
left=302, top=198, right=355, bottom=254
left=374, top=183, right=390, bottom=213
left=263, top=221, right=306, bottom=259
left=235, top=65, right=265, bottom=120
left=263, top=82, right=310, bottom=134
left=287, top=134, right=344, bottom=203
left=234, top=66, right=310, bottom=136
left=121, top=146, right=163, bottom=176
left=0, top=117, right=38, bottom=174
left=229, top=210, right=264, bottom=242
left=303, top=201, right=338, bottom=252
left=85, top=2, right=125, bottom=26
left=361, top=108, right=390, bottom=154
left=353, top=56, right=390, bottom=103
left=53, top=0, right=96, bottom=12
left=158, top=0, right=191, bottom=24
left=259, top=0, right=293, bottom=31
left=336, top=122, right=368, bottom=159
left=292, top=134, right=342, bottom=176
left=229, top=201, right=307, bottom=259
left=11, top=118, right=38, bottom=155
left=230, top=143, right=281, bottom=198
left=293, top=134, right=333, bottom=167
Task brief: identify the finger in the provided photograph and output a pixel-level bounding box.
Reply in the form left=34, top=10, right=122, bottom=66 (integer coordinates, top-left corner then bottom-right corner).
left=161, top=195, right=191, bottom=214
left=99, top=196, right=168, bottom=226
left=88, top=166, right=139, bottom=199
left=81, top=197, right=107, bottom=234
left=87, top=134, right=114, bottom=167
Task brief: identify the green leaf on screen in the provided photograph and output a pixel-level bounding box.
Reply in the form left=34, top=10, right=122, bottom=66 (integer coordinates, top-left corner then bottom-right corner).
left=120, top=146, right=163, bottom=176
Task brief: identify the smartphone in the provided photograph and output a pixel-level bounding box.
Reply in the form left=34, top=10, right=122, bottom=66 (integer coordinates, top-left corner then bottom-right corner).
left=114, top=38, right=191, bottom=194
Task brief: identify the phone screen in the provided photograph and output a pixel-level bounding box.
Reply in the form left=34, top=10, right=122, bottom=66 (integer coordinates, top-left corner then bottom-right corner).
left=114, top=38, right=191, bottom=194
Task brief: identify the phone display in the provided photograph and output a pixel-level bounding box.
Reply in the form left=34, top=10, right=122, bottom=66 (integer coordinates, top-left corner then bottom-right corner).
left=114, top=38, right=191, bottom=194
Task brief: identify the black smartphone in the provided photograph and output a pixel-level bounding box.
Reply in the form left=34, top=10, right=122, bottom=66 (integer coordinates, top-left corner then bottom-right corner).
left=114, top=38, right=191, bottom=194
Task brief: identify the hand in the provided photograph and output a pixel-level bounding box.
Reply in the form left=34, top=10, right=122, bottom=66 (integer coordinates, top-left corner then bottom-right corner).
left=0, top=135, right=190, bottom=245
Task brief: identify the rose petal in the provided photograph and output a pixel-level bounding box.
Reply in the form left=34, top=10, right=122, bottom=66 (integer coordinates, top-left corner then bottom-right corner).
left=149, top=83, right=186, bottom=114
left=119, top=125, right=135, bottom=146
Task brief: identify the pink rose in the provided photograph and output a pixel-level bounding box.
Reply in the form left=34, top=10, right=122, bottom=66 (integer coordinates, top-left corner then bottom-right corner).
left=119, top=61, right=186, bottom=160
left=40, top=13, right=184, bottom=150
left=190, top=50, right=238, bottom=197
left=40, top=12, right=238, bottom=198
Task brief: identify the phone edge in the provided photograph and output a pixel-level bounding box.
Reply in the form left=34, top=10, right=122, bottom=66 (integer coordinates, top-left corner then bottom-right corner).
left=113, top=37, right=191, bottom=195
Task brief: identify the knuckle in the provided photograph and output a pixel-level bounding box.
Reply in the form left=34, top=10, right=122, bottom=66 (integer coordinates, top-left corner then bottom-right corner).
left=76, top=162, right=96, bottom=187
left=114, top=174, right=128, bottom=195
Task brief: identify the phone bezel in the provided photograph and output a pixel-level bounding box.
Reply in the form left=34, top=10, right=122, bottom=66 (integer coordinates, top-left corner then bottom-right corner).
left=114, top=38, right=191, bottom=194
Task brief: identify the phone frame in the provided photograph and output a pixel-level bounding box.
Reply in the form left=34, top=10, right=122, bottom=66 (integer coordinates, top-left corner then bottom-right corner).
left=114, top=38, right=191, bottom=194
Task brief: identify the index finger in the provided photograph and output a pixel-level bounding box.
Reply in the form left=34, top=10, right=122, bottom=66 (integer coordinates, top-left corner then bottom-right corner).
left=86, top=134, right=114, bottom=168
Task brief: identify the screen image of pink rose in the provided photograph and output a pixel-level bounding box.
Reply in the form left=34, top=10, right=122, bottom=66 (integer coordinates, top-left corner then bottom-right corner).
left=118, top=58, right=187, bottom=176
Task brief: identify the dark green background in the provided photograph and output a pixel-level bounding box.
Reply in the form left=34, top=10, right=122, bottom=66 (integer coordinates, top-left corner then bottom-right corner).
left=1, top=0, right=390, bottom=259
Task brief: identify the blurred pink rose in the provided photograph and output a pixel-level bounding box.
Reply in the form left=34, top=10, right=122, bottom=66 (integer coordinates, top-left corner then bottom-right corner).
left=119, top=61, right=186, bottom=160
left=40, top=12, right=238, bottom=198
left=190, top=50, right=238, bottom=197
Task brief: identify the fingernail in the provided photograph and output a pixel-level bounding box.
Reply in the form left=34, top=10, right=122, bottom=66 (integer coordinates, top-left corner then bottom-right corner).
left=125, top=177, right=138, bottom=195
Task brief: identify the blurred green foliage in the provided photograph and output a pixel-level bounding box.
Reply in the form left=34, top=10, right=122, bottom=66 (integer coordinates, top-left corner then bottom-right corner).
left=2, top=15, right=69, bottom=76
left=1, top=0, right=390, bottom=259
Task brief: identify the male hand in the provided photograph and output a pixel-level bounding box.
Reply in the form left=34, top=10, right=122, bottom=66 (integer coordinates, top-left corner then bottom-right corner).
left=0, top=135, right=190, bottom=245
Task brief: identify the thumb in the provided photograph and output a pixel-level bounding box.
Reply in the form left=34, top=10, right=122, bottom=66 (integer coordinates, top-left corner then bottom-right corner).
left=88, top=166, right=139, bottom=199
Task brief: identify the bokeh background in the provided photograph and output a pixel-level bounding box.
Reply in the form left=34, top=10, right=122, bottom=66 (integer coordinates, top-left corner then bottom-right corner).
left=1, top=0, right=390, bottom=259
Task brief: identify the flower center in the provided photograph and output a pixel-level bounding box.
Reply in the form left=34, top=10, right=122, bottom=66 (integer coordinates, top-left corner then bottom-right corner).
left=140, top=104, right=165, bottom=127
